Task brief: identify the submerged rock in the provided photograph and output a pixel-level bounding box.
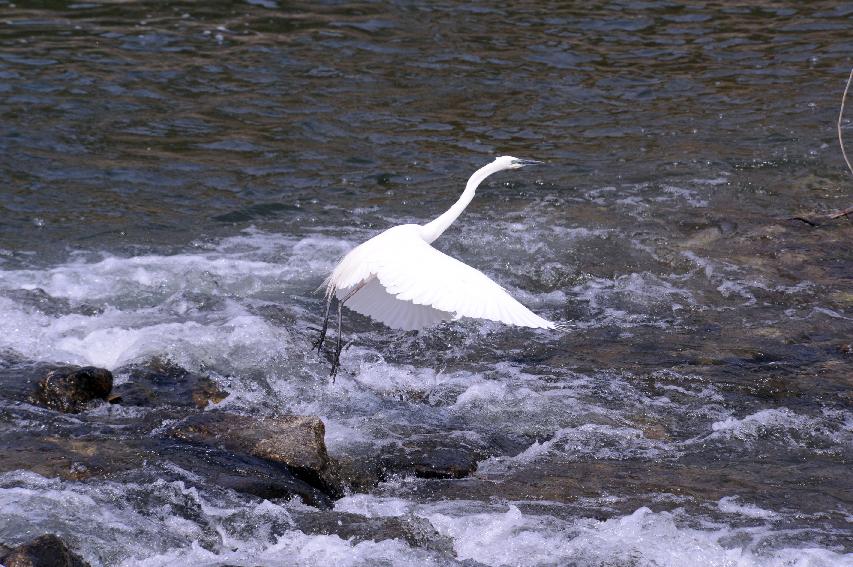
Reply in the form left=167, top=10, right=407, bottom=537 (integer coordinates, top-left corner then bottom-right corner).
left=332, top=454, right=387, bottom=493
left=0, top=432, right=156, bottom=482
left=331, top=435, right=486, bottom=490
left=29, top=367, right=113, bottom=413
left=0, top=534, right=90, bottom=567
left=381, top=435, right=482, bottom=480
left=167, top=411, right=339, bottom=496
left=1, top=288, right=103, bottom=318
left=111, top=358, right=227, bottom=408
left=294, top=510, right=455, bottom=555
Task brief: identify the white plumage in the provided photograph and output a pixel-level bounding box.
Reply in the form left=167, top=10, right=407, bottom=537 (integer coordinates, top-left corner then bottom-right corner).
left=328, top=224, right=554, bottom=331
left=317, top=155, right=557, bottom=376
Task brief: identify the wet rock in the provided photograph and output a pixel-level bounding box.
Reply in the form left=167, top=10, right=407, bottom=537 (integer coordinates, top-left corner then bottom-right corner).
left=629, top=415, right=671, bottom=441
left=155, top=442, right=333, bottom=509
left=112, top=358, right=227, bottom=408
left=332, top=454, right=386, bottom=492
left=0, top=534, right=90, bottom=567
left=393, top=457, right=852, bottom=521
left=0, top=433, right=156, bottom=481
left=681, top=226, right=723, bottom=248
left=30, top=367, right=113, bottom=413
left=166, top=411, right=338, bottom=495
left=0, top=430, right=332, bottom=508
left=294, top=511, right=454, bottom=555
left=404, top=445, right=479, bottom=479
left=381, top=436, right=482, bottom=480
left=1, top=288, right=102, bottom=317
left=331, top=436, right=487, bottom=488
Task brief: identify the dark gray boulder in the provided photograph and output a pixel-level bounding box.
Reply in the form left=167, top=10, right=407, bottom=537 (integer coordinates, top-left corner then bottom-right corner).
left=30, top=366, right=113, bottom=413
left=381, top=435, right=483, bottom=480
left=111, top=358, right=227, bottom=408
left=0, top=534, right=90, bottom=567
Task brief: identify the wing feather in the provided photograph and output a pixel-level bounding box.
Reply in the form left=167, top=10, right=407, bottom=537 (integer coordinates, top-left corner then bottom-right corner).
left=329, top=226, right=555, bottom=330
left=391, top=237, right=553, bottom=328
left=341, top=277, right=451, bottom=331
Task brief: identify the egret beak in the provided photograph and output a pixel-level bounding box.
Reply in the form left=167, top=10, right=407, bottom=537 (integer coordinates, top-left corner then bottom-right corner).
left=513, top=159, right=544, bottom=167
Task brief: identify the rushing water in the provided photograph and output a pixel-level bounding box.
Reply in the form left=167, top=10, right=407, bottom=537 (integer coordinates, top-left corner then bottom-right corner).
left=1, top=1, right=852, bottom=565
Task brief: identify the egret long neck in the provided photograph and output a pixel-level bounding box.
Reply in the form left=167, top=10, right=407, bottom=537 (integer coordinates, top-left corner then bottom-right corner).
left=421, top=161, right=505, bottom=243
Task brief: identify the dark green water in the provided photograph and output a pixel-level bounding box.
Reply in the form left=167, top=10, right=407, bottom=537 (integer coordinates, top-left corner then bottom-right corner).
left=0, top=1, right=851, bottom=565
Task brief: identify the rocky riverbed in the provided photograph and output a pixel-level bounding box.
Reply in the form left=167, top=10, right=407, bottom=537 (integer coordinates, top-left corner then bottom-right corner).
left=0, top=359, right=498, bottom=562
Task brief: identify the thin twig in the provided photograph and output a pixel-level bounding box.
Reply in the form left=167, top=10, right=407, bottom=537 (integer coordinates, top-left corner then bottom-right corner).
left=829, top=206, right=853, bottom=219
left=838, top=67, right=853, bottom=177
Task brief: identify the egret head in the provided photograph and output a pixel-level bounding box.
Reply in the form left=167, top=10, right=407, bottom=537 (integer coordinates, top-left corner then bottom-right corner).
left=495, top=155, right=544, bottom=170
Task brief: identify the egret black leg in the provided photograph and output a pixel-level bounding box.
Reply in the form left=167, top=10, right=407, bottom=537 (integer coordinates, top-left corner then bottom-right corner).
left=330, top=299, right=344, bottom=381
left=328, top=280, right=369, bottom=381
left=313, top=295, right=333, bottom=353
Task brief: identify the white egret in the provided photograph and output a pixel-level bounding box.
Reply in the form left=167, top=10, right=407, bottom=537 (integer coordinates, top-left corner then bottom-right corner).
left=316, top=156, right=557, bottom=377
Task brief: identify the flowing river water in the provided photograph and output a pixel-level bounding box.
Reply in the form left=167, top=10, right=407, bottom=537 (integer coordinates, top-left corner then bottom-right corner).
left=0, top=1, right=851, bottom=565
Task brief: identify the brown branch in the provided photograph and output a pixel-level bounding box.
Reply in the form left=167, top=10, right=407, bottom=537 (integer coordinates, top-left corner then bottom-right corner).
left=829, top=206, right=853, bottom=219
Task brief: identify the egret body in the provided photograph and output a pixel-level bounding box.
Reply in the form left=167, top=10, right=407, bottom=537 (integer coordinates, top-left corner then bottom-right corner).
left=316, top=156, right=556, bottom=376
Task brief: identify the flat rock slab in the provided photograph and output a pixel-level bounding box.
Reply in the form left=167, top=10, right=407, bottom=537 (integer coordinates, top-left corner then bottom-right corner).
left=30, top=367, right=113, bottom=414
left=0, top=434, right=156, bottom=481
left=384, top=458, right=853, bottom=522
left=166, top=411, right=341, bottom=497
left=168, top=412, right=330, bottom=472
left=0, top=534, right=90, bottom=567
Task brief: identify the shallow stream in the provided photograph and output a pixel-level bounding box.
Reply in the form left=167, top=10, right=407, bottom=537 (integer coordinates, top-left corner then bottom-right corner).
left=1, top=1, right=851, bottom=565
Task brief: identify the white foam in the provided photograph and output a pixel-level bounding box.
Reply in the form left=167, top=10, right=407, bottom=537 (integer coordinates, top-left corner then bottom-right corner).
left=692, top=175, right=730, bottom=186
left=478, top=423, right=671, bottom=475
left=708, top=408, right=852, bottom=451
left=334, top=494, right=413, bottom=518
left=128, top=532, right=438, bottom=567
left=0, top=295, right=291, bottom=370
left=0, top=472, right=448, bottom=567
left=0, top=230, right=358, bottom=369
left=716, top=279, right=757, bottom=306
left=0, top=230, right=353, bottom=304
left=334, top=495, right=853, bottom=567
left=718, top=496, right=779, bottom=520
left=571, top=272, right=695, bottom=327
left=3, top=465, right=850, bottom=567
left=712, top=408, right=808, bottom=436
left=659, top=184, right=709, bottom=207
left=681, top=251, right=761, bottom=306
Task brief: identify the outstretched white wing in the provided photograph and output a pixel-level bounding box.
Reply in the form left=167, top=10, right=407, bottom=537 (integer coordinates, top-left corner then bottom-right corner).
left=331, top=226, right=555, bottom=331
left=342, top=277, right=453, bottom=331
